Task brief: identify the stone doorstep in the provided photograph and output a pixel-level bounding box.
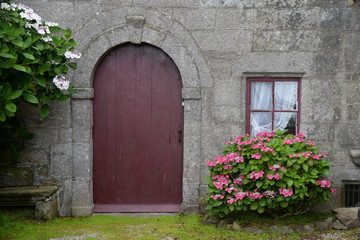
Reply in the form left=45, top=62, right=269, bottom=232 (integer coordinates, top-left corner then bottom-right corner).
left=0, top=185, right=59, bottom=220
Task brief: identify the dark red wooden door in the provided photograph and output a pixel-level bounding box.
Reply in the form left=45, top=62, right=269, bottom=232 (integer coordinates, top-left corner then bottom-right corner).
left=93, top=43, right=183, bottom=212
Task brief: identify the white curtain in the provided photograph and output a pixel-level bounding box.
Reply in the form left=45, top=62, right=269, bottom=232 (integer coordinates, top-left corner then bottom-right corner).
left=250, top=82, right=272, bottom=137
left=274, top=82, right=297, bottom=130
left=250, top=82, right=297, bottom=137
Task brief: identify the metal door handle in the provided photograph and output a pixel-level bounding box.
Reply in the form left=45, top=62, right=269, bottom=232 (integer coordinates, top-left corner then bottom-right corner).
left=178, top=127, right=183, bottom=145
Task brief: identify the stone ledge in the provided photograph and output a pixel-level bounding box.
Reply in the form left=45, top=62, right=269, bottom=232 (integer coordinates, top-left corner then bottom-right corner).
left=0, top=185, right=58, bottom=205
left=0, top=186, right=59, bottom=220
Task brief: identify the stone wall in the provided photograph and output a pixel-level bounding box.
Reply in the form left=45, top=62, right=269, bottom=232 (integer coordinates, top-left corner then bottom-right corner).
left=1, top=0, right=360, bottom=216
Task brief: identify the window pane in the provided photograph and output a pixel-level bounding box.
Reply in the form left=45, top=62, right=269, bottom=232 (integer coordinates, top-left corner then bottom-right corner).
left=274, top=112, right=296, bottom=135
left=251, top=82, right=272, bottom=110
left=250, top=112, right=272, bottom=137
left=275, top=82, right=297, bottom=110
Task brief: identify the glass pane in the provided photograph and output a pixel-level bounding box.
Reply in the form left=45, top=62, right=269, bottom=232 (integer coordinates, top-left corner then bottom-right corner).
left=250, top=112, right=272, bottom=137
left=274, top=112, right=296, bottom=135
left=251, top=82, right=272, bottom=110
left=275, top=82, right=297, bottom=110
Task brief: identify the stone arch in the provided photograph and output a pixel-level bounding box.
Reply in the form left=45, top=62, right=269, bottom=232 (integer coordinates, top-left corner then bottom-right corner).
left=70, top=7, right=212, bottom=216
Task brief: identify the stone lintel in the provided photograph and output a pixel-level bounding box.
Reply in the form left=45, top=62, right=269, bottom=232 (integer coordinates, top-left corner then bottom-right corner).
left=242, top=72, right=306, bottom=79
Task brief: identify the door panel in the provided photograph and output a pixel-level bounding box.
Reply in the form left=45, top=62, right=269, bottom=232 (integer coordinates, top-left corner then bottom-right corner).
left=93, top=43, right=183, bottom=212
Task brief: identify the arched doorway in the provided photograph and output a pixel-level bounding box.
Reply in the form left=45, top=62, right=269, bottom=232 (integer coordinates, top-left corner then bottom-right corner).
left=93, top=43, right=183, bottom=212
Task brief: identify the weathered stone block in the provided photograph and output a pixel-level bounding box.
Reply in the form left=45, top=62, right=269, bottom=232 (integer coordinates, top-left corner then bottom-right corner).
left=253, top=30, right=293, bottom=52
left=73, top=1, right=102, bottom=29
left=72, top=179, right=93, bottom=207
left=182, top=88, right=201, bottom=100
left=50, top=143, right=72, bottom=178
left=320, top=7, right=352, bottom=29
left=333, top=208, right=360, bottom=228
left=337, top=124, right=360, bottom=148
left=343, top=33, right=360, bottom=72
left=182, top=181, right=200, bottom=205
left=315, top=52, right=339, bottom=77
left=73, top=127, right=92, bottom=143
left=141, top=25, right=167, bottom=46
left=214, top=80, right=241, bottom=107
left=192, top=30, right=252, bottom=52
left=213, top=106, right=241, bottom=124
left=301, top=79, right=341, bottom=123
left=73, top=143, right=93, bottom=178
left=345, top=73, right=360, bottom=82
left=59, top=179, right=72, bottom=217
left=35, top=195, right=59, bottom=220
left=0, top=174, right=13, bottom=187
left=301, top=123, right=336, bottom=142
left=72, top=100, right=93, bottom=129
left=208, top=60, right=232, bottom=81
left=278, top=8, right=320, bottom=29
left=318, top=31, right=341, bottom=51
left=215, top=8, right=247, bottom=30
left=34, top=166, right=49, bottom=185
left=72, top=88, right=94, bottom=100
left=184, top=100, right=201, bottom=122
left=232, top=52, right=313, bottom=75
left=174, top=8, right=216, bottom=30
left=0, top=166, right=34, bottom=186
left=19, top=148, right=49, bottom=164
left=58, top=128, right=72, bottom=143
left=245, top=8, right=279, bottom=29
left=345, top=83, right=360, bottom=104
left=294, top=31, right=320, bottom=51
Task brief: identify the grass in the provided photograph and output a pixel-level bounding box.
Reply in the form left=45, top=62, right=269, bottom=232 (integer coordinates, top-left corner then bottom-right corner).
left=0, top=207, right=359, bottom=240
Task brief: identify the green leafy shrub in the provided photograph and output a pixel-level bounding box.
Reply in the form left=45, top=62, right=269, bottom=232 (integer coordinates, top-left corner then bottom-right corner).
left=206, top=130, right=336, bottom=217
left=0, top=1, right=80, bottom=158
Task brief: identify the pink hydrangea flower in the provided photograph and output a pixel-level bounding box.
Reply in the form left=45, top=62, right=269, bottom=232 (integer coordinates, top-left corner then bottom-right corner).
left=263, top=190, right=277, bottom=198
left=317, top=178, right=331, bottom=188
left=211, top=194, right=224, bottom=200
left=235, top=190, right=248, bottom=200
left=279, top=188, right=293, bottom=197
left=269, top=164, right=281, bottom=171
left=227, top=197, right=236, bottom=204
left=251, top=153, right=261, bottom=159
left=331, top=188, right=337, bottom=194
left=233, top=174, right=245, bottom=185
left=306, top=141, right=316, bottom=146
left=248, top=191, right=263, bottom=199
left=207, top=160, right=217, bottom=166
left=249, top=171, right=264, bottom=179
left=267, top=173, right=280, bottom=180
left=225, top=186, right=237, bottom=193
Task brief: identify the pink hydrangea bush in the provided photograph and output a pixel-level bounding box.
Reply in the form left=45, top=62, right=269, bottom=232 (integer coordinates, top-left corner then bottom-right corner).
left=206, top=130, right=336, bottom=217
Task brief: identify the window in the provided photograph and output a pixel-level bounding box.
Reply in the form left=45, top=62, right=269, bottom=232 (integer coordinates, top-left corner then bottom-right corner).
left=246, top=78, right=301, bottom=137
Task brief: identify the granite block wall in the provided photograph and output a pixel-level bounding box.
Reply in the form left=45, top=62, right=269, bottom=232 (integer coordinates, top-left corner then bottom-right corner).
left=1, top=0, right=360, bottom=215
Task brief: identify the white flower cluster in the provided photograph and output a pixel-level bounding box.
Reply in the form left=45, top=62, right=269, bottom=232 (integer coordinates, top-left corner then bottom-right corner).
left=53, top=75, right=70, bottom=90
left=64, top=50, right=81, bottom=59
left=1, top=2, right=52, bottom=39
left=2, top=2, right=81, bottom=91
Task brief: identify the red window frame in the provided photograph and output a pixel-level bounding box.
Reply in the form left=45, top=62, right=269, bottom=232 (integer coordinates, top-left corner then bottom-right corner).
left=246, top=78, right=301, bottom=136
